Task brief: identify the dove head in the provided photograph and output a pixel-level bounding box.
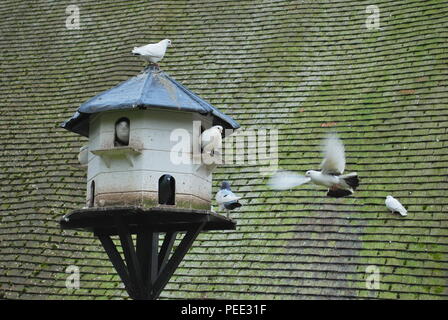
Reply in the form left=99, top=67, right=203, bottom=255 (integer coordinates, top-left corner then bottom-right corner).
left=214, top=125, right=224, bottom=134
left=305, top=170, right=313, bottom=177
left=220, top=181, right=231, bottom=190
left=115, top=118, right=130, bottom=144
left=386, top=195, right=393, bottom=199
left=162, top=39, right=172, bottom=47
left=116, top=119, right=129, bottom=132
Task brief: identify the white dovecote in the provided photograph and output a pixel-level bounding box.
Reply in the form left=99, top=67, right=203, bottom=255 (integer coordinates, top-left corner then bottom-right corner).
left=62, top=66, right=239, bottom=211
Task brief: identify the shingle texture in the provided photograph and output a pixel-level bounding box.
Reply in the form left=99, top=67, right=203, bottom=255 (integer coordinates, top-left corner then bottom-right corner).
left=0, top=0, right=447, bottom=299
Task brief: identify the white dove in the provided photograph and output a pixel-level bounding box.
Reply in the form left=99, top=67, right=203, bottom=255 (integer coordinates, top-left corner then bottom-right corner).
left=268, top=133, right=359, bottom=197
left=132, top=39, right=172, bottom=65
left=385, top=195, right=407, bottom=216
left=200, top=125, right=223, bottom=155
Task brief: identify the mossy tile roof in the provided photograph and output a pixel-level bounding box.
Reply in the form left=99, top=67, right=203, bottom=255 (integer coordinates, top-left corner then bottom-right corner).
left=0, top=0, right=447, bottom=299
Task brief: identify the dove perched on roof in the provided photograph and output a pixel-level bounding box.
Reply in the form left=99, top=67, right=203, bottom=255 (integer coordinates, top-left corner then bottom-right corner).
left=385, top=195, right=407, bottom=216
left=268, top=133, right=359, bottom=197
left=215, top=181, right=242, bottom=218
left=200, top=125, right=223, bottom=155
left=115, top=118, right=130, bottom=146
left=132, top=39, right=172, bottom=64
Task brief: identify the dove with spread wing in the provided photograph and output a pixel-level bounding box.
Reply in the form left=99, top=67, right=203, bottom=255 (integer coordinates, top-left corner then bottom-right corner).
left=268, top=133, right=359, bottom=197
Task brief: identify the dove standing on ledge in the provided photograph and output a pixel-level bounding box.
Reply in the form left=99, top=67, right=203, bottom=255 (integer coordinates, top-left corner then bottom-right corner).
left=132, top=39, right=172, bottom=65
left=268, top=133, right=359, bottom=197
left=215, top=181, right=242, bottom=218
left=201, top=125, right=223, bottom=156
left=385, top=195, right=407, bottom=216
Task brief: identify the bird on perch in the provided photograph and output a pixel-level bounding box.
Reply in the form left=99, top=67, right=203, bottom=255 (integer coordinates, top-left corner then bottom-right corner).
left=215, top=181, right=242, bottom=218
left=268, top=133, right=359, bottom=197
left=200, top=125, right=223, bottom=156
left=132, top=39, right=172, bottom=67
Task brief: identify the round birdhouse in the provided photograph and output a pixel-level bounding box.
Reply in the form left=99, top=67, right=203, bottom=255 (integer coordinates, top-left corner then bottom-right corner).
left=62, top=66, right=239, bottom=211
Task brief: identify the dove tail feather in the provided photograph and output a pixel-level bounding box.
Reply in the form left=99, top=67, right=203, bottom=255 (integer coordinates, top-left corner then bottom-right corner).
left=341, top=173, right=359, bottom=190
left=394, top=208, right=407, bottom=216
left=327, top=189, right=353, bottom=198
left=223, top=200, right=242, bottom=210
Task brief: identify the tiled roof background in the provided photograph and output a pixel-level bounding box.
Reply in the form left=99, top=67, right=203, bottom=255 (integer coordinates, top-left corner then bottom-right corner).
left=1, top=0, right=447, bottom=299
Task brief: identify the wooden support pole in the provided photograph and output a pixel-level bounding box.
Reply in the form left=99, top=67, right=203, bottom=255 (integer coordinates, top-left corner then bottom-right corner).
left=136, top=230, right=150, bottom=295
left=151, top=222, right=206, bottom=299
left=142, top=232, right=159, bottom=290
left=136, top=231, right=159, bottom=298
left=115, top=217, right=144, bottom=299
left=158, top=232, right=178, bottom=274
left=63, top=208, right=236, bottom=301
left=96, top=233, right=135, bottom=298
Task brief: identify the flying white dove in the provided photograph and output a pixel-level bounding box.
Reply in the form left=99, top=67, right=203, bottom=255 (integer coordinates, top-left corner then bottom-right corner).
left=200, top=125, right=223, bottom=155
left=115, top=118, right=130, bottom=146
left=385, top=195, right=407, bottom=216
left=132, top=39, right=172, bottom=65
left=268, top=170, right=311, bottom=190
left=268, top=133, right=359, bottom=197
left=215, top=181, right=242, bottom=218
